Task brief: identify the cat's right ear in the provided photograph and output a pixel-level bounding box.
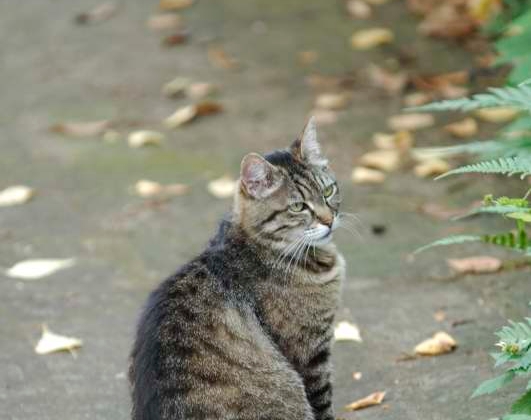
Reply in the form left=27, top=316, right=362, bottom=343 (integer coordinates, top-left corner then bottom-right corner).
left=240, top=153, right=282, bottom=199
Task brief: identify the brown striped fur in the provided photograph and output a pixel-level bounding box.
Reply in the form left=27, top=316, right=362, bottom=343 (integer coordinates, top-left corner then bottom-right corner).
left=130, top=118, right=346, bottom=420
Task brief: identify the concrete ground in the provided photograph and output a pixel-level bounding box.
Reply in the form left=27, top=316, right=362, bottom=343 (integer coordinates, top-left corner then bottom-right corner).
left=1, top=1, right=530, bottom=419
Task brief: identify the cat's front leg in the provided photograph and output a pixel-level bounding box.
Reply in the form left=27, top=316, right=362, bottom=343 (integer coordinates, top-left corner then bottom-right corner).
left=301, top=341, right=335, bottom=420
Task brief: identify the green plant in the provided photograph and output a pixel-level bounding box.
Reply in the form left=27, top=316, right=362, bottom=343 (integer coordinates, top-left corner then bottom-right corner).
left=471, top=313, right=531, bottom=420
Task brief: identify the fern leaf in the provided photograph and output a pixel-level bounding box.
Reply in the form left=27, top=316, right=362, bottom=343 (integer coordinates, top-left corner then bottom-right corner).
left=454, top=205, right=528, bottom=220
left=512, top=390, right=531, bottom=415
left=435, top=157, right=531, bottom=180
left=408, top=85, right=531, bottom=113
left=414, top=235, right=482, bottom=254
left=472, top=371, right=516, bottom=397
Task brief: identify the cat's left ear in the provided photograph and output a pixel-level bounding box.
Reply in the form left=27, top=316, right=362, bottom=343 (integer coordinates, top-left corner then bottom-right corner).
left=240, top=153, right=282, bottom=199
left=291, top=117, right=328, bottom=166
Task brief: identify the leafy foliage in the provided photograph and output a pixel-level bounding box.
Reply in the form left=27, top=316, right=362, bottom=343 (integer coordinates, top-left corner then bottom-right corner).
left=436, top=157, right=531, bottom=180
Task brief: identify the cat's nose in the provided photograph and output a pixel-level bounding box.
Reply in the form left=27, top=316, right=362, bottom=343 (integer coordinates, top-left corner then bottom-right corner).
left=316, top=209, right=334, bottom=227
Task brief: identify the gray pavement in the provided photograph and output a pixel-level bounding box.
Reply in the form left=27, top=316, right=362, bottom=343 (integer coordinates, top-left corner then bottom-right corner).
left=1, top=1, right=530, bottom=419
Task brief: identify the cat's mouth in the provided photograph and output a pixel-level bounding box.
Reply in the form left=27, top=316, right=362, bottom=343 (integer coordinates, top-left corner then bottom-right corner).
left=305, top=225, right=333, bottom=245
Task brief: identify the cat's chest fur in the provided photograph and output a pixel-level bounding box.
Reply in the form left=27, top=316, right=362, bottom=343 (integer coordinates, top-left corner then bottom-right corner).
left=254, top=247, right=345, bottom=365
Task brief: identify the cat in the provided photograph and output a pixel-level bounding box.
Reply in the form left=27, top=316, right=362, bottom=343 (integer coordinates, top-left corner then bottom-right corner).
left=129, top=118, right=346, bottom=420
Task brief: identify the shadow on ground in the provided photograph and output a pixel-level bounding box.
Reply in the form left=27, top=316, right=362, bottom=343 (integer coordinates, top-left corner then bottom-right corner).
left=1, top=1, right=530, bottom=419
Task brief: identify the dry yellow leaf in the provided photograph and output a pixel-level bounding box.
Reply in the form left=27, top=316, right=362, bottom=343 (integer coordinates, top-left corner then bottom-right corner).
left=164, top=105, right=197, bottom=128
left=314, top=92, right=352, bottom=110
left=35, top=325, right=82, bottom=355
left=346, top=0, right=372, bottom=19
left=334, top=321, right=362, bottom=342
left=186, top=82, right=218, bottom=100
left=372, top=131, right=413, bottom=151
left=388, top=113, right=435, bottom=131
left=414, top=331, right=457, bottom=356
left=351, top=167, right=386, bottom=184
left=447, top=256, right=502, bottom=274
left=414, top=159, right=450, bottom=178
left=0, top=185, right=35, bottom=207
left=6, top=258, right=75, bottom=280
left=360, top=150, right=401, bottom=172
left=128, top=131, right=164, bottom=148
left=475, top=107, right=520, bottom=123
left=207, top=176, right=237, bottom=199
left=351, top=28, right=394, bottom=50
left=444, top=117, right=478, bottom=138
left=146, top=14, right=182, bottom=30
left=159, top=0, right=193, bottom=11
left=50, top=120, right=110, bottom=137
left=345, top=391, right=386, bottom=411
left=134, top=180, right=189, bottom=198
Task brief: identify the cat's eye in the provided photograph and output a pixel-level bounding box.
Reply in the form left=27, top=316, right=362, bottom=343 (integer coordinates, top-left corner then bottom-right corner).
left=289, top=202, right=305, bottom=212
left=323, top=184, right=335, bottom=198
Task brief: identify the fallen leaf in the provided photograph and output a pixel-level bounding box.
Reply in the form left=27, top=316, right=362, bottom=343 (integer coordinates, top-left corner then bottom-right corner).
left=388, top=113, right=435, bottom=131
left=352, top=371, right=363, bottom=380
left=444, top=117, right=478, bottom=138
left=127, top=130, right=164, bottom=148
left=334, top=321, right=362, bottom=342
left=35, top=325, right=82, bottom=355
left=164, top=105, right=198, bottom=128
left=305, top=73, right=356, bottom=91
left=207, top=175, right=237, bottom=199
left=474, top=107, right=520, bottom=123
left=297, top=50, right=319, bottom=66
left=418, top=3, right=477, bottom=39
left=360, top=150, right=401, bottom=172
left=162, top=76, right=191, bottom=98
left=186, top=82, right=218, bottom=100
left=403, top=92, right=434, bottom=107
left=309, top=109, right=338, bottom=126
left=50, top=120, right=110, bottom=137
left=351, top=167, right=386, bottom=184
left=0, top=185, right=35, bottom=207
left=314, top=92, right=352, bottom=110
left=196, top=101, right=223, bottom=116
left=345, top=391, right=386, bottom=411
left=75, top=2, right=117, bottom=24
left=433, top=309, right=446, bottom=322
left=159, top=0, right=193, bottom=11
left=345, top=0, right=372, bottom=19
left=5, top=258, right=76, bottom=280
left=414, top=159, right=450, bottom=178
left=134, top=180, right=189, bottom=198
left=414, top=331, right=457, bottom=356
left=351, top=28, right=394, bottom=50
left=146, top=14, right=182, bottom=30
left=208, top=46, right=240, bottom=71
left=372, top=131, right=413, bottom=151
left=366, top=64, right=407, bottom=94
left=447, top=256, right=502, bottom=274
left=162, top=31, right=189, bottom=46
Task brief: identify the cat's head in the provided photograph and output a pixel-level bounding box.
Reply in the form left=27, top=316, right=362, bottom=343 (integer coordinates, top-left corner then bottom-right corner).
left=234, top=118, right=341, bottom=249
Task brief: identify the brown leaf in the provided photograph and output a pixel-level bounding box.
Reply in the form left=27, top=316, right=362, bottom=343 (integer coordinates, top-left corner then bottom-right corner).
left=305, top=73, right=356, bottom=91
left=360, top=150, right=401, bottom=172
left=162, top=31, right=189, bottom=46
left=345, top=391, right=386, bottom=411
left=366, top=64, right=407, bottom=95
left=208, top=46, right=240, bottom=71
left=314, top=92, right=352, bottom=110
left=414, top=331, right=457, bottom=356
left=414, top=159, right=450, bottom=178
left=196, top=101, right=223, bottom=116
left=388, top=113, right=435, bottom=131
left=50, top=120, right=110, bottom=137
left=474, top=107, right=519, bottom=123
left=444, top=117, right=478, bottom=138
left=418, top=3, right=477, bottom=39
left=447, top=256, right=502, bottom=274
left=146, top=14, right=182, bottom=31
left=75, top=2, right=117, bottom=25
left=345, top=0, right=372, bottom=19
left=372, top=131, right=413, bottom=151
left=351, top=28, right=394, bottom=50
left=351, top=167, right=386, bottom=184
left=159, top=0, right=193, bottom=11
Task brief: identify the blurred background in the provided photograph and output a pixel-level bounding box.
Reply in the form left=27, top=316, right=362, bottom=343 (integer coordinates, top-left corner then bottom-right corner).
left=2, top=1, right=531, bottom=419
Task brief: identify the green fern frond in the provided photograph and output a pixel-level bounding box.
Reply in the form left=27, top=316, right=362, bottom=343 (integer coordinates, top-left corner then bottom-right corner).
left=414, top=235, right=482, bottom=254
left=436, top=157, right=531, bottom=180
left=408, top=85, right=531, bottom=113
left=453, top=205, right=528, bottom=220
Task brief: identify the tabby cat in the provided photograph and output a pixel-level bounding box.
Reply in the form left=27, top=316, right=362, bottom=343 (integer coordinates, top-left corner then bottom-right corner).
left=129, top=118, right=346, bottom=420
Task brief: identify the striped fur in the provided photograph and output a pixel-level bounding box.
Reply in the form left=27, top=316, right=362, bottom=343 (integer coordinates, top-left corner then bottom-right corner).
left=130, top=120, right=345, bottom=420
